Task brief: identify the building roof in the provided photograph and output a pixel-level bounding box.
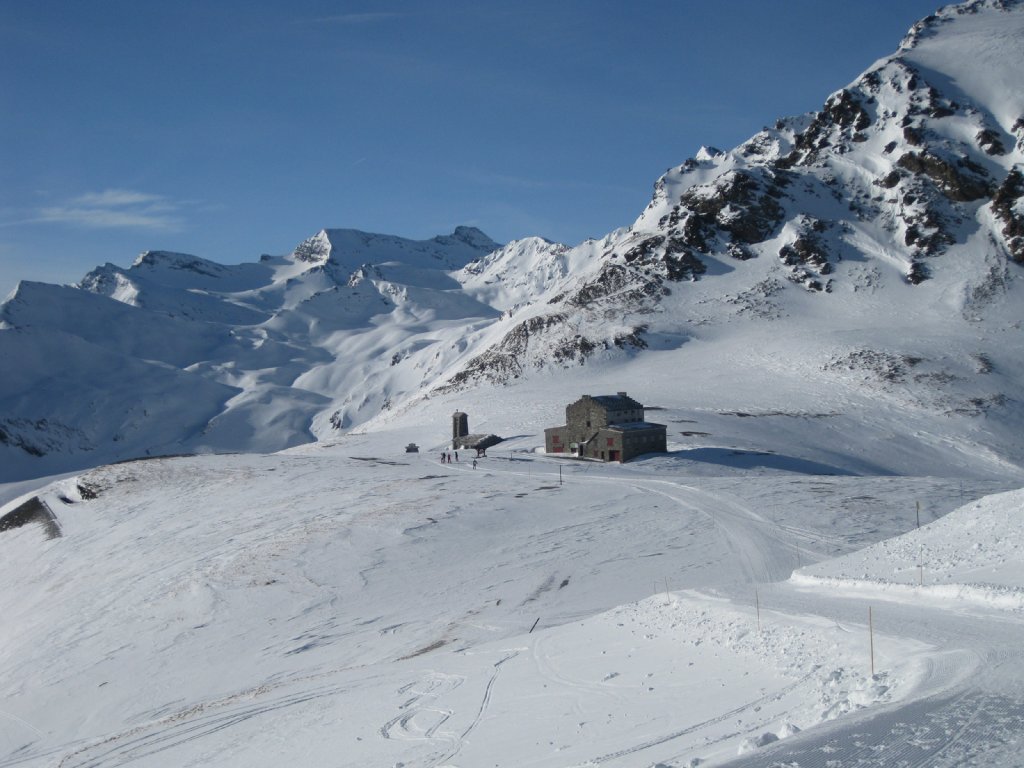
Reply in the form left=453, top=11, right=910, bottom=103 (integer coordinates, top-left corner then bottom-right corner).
left=586, top=393, right=643, bottom=409
left=454, top=433, right=503, bottom=449
left=603, top=421, right=666, bottom=432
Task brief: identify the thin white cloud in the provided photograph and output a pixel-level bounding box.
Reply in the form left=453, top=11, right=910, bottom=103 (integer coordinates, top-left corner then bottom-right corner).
left=19, top=188, right=185, bottom=231
left=70, top=189, right=166, bottom=207
left=36, top=206, right=181, bottom=231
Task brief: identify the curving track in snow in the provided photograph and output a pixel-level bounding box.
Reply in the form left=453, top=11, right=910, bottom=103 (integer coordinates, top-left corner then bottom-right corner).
left=478, top=458, right=1024, bottom=767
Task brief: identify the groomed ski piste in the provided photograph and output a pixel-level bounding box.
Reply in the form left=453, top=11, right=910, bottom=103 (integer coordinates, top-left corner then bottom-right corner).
left=2, top=409, right=1022, bottom=767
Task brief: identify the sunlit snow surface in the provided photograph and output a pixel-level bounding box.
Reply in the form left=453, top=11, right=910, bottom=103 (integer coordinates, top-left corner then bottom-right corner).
left=1, top=431, right=1022, bottom=767
left=5, top=2, right=1024, bottom=764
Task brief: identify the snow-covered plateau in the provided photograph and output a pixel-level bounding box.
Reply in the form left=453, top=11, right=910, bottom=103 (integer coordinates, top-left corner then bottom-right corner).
left=4, top=0, right=1024, bottom=765
left=1, top=438, right=1021, bottom=767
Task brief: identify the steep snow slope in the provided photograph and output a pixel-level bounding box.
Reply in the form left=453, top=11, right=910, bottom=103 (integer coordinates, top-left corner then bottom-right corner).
left=444, top=0, right=1024, bottom=385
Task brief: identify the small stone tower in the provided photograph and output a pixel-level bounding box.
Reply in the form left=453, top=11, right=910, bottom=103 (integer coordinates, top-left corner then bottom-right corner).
left=452, top=411, right=469, bottom=448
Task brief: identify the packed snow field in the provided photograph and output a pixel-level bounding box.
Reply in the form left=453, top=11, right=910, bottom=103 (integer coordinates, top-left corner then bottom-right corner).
left=2, top=420, right=1022, bottom=766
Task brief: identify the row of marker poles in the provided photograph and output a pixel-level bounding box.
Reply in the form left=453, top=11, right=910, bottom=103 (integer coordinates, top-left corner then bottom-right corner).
left=753, top=499, right=931, bottom=678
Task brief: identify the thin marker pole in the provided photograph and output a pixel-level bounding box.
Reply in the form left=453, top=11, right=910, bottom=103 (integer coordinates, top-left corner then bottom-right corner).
left=755, top=588, right=761, bottom=633
left=869, top=606, right=875, bottom=677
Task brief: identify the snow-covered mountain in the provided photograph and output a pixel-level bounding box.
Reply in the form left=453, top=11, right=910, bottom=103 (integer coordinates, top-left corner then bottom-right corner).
left=3, top=0, right=1024, bottom=483
left=0, top=227, right=502, bottom=480
left=7, top=5, right=1024, bottom=765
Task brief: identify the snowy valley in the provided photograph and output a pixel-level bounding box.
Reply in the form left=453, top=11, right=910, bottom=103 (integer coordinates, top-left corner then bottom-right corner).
left=3, top=1, right=1024, bottom=765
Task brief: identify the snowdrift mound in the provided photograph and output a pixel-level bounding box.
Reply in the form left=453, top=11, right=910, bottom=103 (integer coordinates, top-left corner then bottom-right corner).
left=793, top=487, right=1024, bottom=610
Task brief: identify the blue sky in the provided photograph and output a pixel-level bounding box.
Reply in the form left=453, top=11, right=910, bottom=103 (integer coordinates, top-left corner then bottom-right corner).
left=0, top=1, right=940, bottom=297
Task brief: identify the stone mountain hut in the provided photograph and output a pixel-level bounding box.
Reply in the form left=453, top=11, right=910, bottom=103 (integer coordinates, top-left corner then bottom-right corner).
left=544, top=392, right=667, bottom=462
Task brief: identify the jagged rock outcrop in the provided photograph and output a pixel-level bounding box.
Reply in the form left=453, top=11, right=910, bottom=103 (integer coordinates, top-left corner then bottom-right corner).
left=993, top=167, right=1024, bottom=263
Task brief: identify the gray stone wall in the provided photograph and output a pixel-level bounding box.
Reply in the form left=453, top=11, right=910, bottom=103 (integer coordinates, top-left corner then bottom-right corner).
left=547, top=393, right=667, bottom=461
left=452, top=411, right=469, bottom=447
left=544, top=426, right=568, bottom=453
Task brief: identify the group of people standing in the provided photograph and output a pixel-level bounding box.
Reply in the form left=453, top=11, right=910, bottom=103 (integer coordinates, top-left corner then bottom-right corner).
left=439, top=450, right=478, bottom=469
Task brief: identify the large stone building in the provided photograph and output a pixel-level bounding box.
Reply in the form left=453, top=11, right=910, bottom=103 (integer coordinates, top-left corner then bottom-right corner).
left=544, top=392, right=667, bottom=462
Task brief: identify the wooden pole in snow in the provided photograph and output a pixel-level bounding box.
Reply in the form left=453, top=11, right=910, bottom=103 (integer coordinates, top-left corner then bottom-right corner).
left=755, top=588, right=761, bottom=633
left=869, top=606, right=875, bottom=677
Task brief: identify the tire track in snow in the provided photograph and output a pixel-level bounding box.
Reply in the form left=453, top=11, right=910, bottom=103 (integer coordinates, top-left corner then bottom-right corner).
left=724, top=689, right=1024, bottom=768
left=47, top=660, right=388, bottom=768
left=586, top=669, right=819, bottom=764
left=633, top=483, right=790, bottom=585
left=528, top=630, right=630, bottom=712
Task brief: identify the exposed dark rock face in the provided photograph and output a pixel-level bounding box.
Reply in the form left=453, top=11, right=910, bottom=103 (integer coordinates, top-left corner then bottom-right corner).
left=1014, top=117, right=1024, bottom=152
left=569, top=263, right=664, bottom=308
left=896, top=151, right=993, bottom=202
left=622, top=236, right=706, bottom=282
left=977, top=128, right=1007, bottom=155
left=0, top=424, right=43, bottom=456
left=902, top=203, right=955, bottom=259
left=291, top=234, right=331, bottom=264
left=992, top=168, right=1024, bottom=263
left=907, top=260, right=931, bottom=285
left=659, top=170, right=788, bottom=257
left=778, top=217, right=834, bottom=291
left=0, top=418, right=92, bottom=457
left=444, top=313, right=569, bottom=387
left=783, top=89, right=873, bottom=165
left=824, top=349, right=925, bottom=384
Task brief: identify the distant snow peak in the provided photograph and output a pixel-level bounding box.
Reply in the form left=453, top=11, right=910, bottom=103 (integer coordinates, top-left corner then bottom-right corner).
left=288, top=226, right=501, bottom=277
left=290, top=230, right=333, bottom=265
left=78, top=265, right=140, bottom=306
left=131, top=250, right=224, bottom=275
left=695, top=145, right=724, bottom=162
left=434, top=225, right=499, bottom=251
